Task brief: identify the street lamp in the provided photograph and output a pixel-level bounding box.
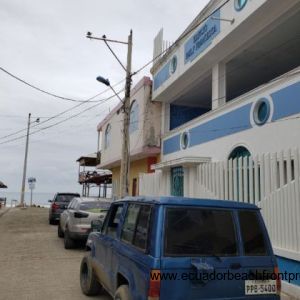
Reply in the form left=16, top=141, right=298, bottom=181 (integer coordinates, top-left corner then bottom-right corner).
left=20, top=113, right=40, bottom=207
left=96, top=76, right=124, bottom=104
left=89, top=31, right=132, bottom=198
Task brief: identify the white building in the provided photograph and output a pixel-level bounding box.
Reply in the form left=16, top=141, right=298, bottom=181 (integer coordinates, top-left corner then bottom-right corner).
left=140, top=0, right=300, bottom=296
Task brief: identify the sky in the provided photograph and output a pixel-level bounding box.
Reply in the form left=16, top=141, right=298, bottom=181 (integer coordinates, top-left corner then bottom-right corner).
left=0, top=0, right=210, bottom=196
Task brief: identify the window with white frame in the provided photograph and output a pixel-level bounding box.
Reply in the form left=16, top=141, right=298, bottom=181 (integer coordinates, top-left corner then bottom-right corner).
left=104, top=124, right=111, bottom=149
left=129, top=100, right=139, bottom=134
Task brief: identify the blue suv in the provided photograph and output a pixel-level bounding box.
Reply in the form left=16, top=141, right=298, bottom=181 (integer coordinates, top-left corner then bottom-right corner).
left=80, top=197, right=280, bottom=299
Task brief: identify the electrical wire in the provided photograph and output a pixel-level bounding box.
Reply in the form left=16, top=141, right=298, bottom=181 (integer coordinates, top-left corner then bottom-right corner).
left=0, top=88, right=124, bottom=145
left=0, top=66, right=124, bottom=103
left=0, top=79, right=125, bottom=141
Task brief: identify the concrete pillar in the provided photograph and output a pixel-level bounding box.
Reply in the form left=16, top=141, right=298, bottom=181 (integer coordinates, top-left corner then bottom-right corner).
left=189, top=166, right=197, bottom=197
left=212, top=62, right=226, bottom=110
left=164, top=170, right=171, bottom=196
left=162, top=103, right=170, bottom=134
left=183, top=167, right=190, bottom=197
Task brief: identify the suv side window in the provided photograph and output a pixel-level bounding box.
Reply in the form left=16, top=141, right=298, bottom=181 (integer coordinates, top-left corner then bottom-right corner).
left=103, top=204, right=124, bottom=238
left=133, top=205, right=152, bottom=250
left=121, top=204, right=152, bottom=251
left=121, top=204, right=140, bottom=243
left=239, top=210, right=268, bottom=256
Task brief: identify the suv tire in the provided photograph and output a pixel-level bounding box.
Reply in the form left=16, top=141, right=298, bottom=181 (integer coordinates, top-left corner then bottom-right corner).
left=64, top=228, right=75, bottom=249
left=115, top=285, right=131, bottom=300
left=80, top=255, right=103, bottom=296
left=57, top=224, right=64, bottom=238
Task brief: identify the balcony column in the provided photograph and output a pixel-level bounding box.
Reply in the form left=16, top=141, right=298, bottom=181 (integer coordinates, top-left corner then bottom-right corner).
left=162, top=103, right=170, bottom=134
left=212, top=62, right=226, bottom=110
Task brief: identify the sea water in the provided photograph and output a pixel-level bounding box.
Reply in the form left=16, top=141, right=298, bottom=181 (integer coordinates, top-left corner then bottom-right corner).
left=0, top=191, right=54, bottom=207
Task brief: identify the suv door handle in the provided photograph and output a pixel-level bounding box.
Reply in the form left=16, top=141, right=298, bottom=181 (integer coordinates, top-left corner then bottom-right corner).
left=230, top=263, right=241, bottom=270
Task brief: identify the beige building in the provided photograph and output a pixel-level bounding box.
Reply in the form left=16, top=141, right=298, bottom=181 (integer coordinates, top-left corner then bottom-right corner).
left=97, top=76, right=161, bottom=198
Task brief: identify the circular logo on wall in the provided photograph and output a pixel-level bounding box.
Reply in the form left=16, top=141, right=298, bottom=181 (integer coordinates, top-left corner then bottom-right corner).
left=252, top=98, right=272, bottom=126
left=180, top=131, right=190, bottom=150
left=234, top=0, right=248, bottom=11
left=169, top=55, right=177, bottom=74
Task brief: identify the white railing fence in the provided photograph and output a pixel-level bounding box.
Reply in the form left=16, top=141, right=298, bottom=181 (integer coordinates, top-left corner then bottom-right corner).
left=139, top=171, right=164, bottom=197
left=139, top=148, right=300, bottom=254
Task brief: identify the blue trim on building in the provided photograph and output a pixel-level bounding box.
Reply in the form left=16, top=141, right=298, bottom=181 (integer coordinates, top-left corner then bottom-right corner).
left=163, top=134, right=181, bottom=155
left=153, top=61, right=171, bottom=91
left=277, top=256, right=300, bottom=286
left=184, top=10, right=220, bottom=64
left=163, top=81, right=300, bottom=156
left=189, top=104, right=252, bottom=147
left=163, top=103, right=252, bottom=155
left=271, top=82, right=300, bottom=121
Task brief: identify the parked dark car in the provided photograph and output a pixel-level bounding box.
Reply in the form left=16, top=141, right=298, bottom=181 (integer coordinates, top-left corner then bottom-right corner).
left=48, top=193, right=80, bottom=224
left=80, top=196, right=280, bottom=300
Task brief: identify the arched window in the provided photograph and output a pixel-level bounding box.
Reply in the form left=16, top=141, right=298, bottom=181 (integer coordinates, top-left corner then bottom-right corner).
left=104, top=124, right=111, bottom=149
left=129, top=100, right=139, bottom=134
left=229, top=146, right=251, bottom=160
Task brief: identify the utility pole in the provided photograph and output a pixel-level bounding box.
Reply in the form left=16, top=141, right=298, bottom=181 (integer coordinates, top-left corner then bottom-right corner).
left=88, top=30, right=133, bottom=198
left=120, top=30, right=133, bottom=198
left=20, top=113, right=31, bottom=207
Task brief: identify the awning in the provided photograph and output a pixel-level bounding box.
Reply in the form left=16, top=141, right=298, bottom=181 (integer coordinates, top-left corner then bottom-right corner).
left=76, top=153, right=98, bottom=167
left=151, top=156, right=211, bottom=170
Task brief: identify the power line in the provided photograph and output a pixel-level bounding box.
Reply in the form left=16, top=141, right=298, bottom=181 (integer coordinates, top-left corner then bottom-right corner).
left=0, top=66, right=125, bottom=103
left=0, top=79, right=124, bottom=141
left=0, top=89, right=124, bottom=145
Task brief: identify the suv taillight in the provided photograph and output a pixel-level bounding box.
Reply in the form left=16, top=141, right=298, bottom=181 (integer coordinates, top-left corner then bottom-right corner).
left=274, top=266, right=281, bottom=294
left=51, top=202, right=59, bottom=211
left=148, top=270, right=160, bottom=300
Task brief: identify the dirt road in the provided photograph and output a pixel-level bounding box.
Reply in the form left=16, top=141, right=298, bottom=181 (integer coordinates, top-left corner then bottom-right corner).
left=0, top=207, right=111, bottom=300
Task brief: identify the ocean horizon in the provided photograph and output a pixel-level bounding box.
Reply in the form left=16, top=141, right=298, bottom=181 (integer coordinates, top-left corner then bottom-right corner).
left=0, top=191, right=55, bottom=207
left=0, top=188, right=112, bottom=207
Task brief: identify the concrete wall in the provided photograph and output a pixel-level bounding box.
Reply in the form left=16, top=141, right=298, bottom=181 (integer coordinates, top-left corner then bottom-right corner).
left=98, top=77, right=161, bottom=169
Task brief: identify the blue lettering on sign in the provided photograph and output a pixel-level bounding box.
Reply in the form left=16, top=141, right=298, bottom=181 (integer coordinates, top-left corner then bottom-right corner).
left=153, top=61, right=171, bottom=91
left=184, top=10, right=221, bottom=64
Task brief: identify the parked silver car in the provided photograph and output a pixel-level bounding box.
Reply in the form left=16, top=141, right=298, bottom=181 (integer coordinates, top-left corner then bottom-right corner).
left=58, top=197, right=111, bottom=249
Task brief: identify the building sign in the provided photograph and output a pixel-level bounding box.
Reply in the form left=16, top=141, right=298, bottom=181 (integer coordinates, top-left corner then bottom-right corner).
left=184, top=10, right=221, bottom=64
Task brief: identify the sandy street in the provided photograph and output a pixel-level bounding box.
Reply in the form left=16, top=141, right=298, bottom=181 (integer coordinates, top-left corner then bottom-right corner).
left=0, top=207, right=111, bottom=300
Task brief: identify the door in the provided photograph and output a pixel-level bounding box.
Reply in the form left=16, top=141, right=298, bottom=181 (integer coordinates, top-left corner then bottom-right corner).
left=171, top=166, right=184, bottom=196
left=94, top=203, right=124, bottom=292
left=132, top=178, right=137, bottom=196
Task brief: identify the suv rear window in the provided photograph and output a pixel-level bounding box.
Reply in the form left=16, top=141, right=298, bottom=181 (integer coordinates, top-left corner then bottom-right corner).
left=121, top=204, right=152, bottom=251
left=164, top=208, right=237, bottom=257
left=80, top=201, right=111, bottom=212
left=55, top=194, right=79, bottom=202
left=239, top=211, right=268, bottom=256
